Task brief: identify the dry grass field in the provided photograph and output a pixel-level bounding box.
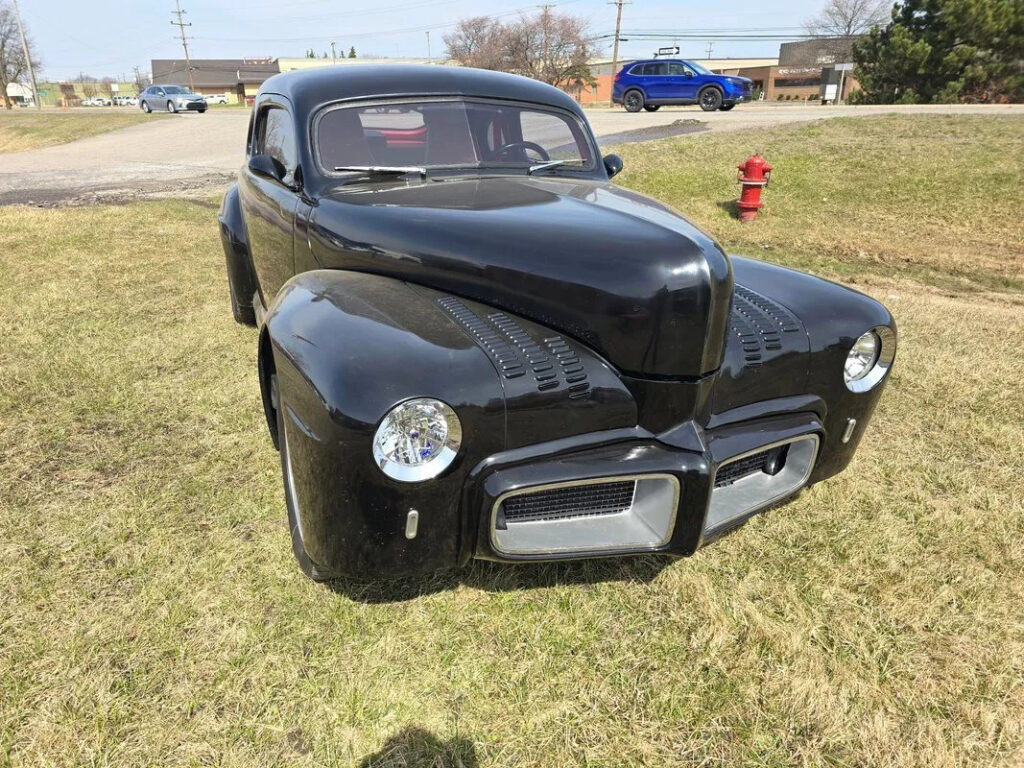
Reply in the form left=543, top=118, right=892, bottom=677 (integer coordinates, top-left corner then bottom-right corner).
left=0, top=110, right=163, bottom=153
left=0, top=115, right=1021, bottom=767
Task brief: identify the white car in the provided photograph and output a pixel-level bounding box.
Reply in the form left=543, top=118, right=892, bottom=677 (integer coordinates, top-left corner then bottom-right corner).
left=82, top=97, right=111, bottom=107
left=204, top=93, right=230, bottom=105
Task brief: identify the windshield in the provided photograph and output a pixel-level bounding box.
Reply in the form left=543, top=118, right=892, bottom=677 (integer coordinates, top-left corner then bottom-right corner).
left=163, top=86, right=189, bottom=95
left=316, top=99, right=597, bottom=175
left=687, top=61, right=713, bottom=76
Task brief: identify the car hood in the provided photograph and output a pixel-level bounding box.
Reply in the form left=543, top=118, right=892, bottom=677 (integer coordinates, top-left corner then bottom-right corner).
left=307, top=175, right=733, bottom=378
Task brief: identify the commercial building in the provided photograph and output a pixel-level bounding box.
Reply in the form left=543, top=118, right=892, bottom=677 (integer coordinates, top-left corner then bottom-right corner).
left=151, top=58, right=280, bottom=103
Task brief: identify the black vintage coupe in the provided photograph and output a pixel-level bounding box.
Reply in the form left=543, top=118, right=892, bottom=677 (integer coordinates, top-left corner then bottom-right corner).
left=219, top=66, right=896, bottom=581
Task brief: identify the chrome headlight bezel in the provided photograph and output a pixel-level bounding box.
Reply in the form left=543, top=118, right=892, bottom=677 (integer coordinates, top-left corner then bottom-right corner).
left=372, top=397, right=462, bottom=482
left=844, top=326, right=896, bottom=393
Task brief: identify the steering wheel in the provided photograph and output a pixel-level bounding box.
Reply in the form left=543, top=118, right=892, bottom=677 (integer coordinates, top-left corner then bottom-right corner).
left=494, top=141, right=551, bottom=162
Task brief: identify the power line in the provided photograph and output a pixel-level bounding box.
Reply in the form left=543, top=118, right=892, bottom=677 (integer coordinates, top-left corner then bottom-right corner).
left=170, top=0, right=196, bottom=91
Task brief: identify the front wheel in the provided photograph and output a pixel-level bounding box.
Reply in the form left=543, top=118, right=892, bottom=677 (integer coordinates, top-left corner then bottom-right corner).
left=623, top=90, right=644, bottom=113
left=141, top=100, right=151, bottom=113
left=643, top=104, right=661, bottom=112
left=198, top=108, right=207, bottom=114
left=166, top=100, right=177, bottom=113
left=719, top=103, right=736, bottom=111
left=699, top=88, right=723, bottom=112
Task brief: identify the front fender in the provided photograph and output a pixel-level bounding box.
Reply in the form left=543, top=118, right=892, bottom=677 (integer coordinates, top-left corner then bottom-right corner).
left=263, top=270, right=506, bottom=576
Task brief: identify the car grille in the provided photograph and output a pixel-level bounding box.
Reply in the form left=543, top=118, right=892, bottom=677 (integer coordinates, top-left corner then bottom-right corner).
left=501, top=480, right=636, bottom=523
left=714, top=448, right=779, bottom=487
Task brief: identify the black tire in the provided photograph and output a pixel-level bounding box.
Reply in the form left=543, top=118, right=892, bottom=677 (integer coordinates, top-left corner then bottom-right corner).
left=623, top=89, right=644, bottom=113
left=275, top=374, right=340, bottom=582
left=198, top=108, right=207, bottom=114
left=719, top=103, right=736, bottom=111
left=699, top=87, right=723, bottom=112
left=643, top=104, right=661, bottom=112
left=166, top=100, right=177, bottom=113
left=141, top=100, right=151, bottom=113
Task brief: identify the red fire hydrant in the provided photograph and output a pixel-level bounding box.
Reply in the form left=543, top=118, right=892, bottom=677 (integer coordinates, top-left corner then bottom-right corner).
left=736, top=154, right=772, bottom=223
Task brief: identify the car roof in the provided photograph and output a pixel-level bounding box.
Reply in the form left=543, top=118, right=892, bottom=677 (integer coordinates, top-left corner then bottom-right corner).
left=626, top=58, right=694, bottom=66
left=258, top=65, right=587, bottom=121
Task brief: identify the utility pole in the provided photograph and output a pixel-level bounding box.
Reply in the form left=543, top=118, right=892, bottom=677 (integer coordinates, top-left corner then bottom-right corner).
left=608, top=0, right=628, bottom=107
left=331, top=41, right=336, bottom=65
left=10, top=0, right=40, bottom=109
left=425, top=31, right=430, bottom=63
left=705, top=41, right=713, bottom=59
left=170, top=0, right=196, bottom=92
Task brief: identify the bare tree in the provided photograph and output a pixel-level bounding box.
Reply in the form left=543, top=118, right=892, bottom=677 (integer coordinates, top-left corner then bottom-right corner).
left=0, top=0, right=41, bottom=109
left=444, top=16, right=507, bottom=71
left=445, top=9, right=599, bottom=90
left=805, top=0, right=891, bottom=37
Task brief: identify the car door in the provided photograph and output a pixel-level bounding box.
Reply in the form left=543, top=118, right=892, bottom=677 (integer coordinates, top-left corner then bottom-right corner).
left=669, top=62, right=699, bottom=101
left=641, top=62, right=670, bottom=100
left=239, top=96, right=300, bottom=305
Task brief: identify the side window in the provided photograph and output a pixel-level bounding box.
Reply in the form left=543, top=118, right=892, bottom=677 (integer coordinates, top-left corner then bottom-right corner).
left=668, top=63, right=688, bottom=76
left=643, top=63, right=668, bottom=76
left=256, top=106, right=297, bottom=185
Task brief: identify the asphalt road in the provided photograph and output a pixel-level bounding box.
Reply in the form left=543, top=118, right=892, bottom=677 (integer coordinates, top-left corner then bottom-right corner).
left=1, top=102, right=1019, bottom=206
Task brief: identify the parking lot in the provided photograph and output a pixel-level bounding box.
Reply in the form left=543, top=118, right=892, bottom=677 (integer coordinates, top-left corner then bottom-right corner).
left=1, top=102, right=1019, bottom=206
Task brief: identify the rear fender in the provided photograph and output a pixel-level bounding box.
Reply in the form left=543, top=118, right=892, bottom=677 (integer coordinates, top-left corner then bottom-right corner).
left=218, top=184, right=259, bottom=323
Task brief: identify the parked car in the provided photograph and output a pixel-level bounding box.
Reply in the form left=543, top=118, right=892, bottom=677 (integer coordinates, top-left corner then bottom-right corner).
left=219, top=66, right=896, bottom=581
left=81, top=97, right=112, bottom=107
left=112, top=95, right=135, bottom=106
left=204, top=93, right=230, bottom=104
left=613, top=59, right=754, bottom=112
left=138, top=84, right=206, bottom=114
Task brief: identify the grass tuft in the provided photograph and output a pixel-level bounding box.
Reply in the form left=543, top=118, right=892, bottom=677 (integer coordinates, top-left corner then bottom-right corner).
left=0, top=110, right=166, bottom=153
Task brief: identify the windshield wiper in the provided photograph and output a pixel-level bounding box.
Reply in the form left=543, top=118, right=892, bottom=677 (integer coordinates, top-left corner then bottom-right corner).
left=334, top=165, right=427, bottom=178
left=527, top=160, right=568, bottom=175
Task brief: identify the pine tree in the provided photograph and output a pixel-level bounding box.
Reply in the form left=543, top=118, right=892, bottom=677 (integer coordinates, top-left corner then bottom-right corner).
left=348, top=47, right=357, bottom=58
left=853, top=0, right=1023, bottom=103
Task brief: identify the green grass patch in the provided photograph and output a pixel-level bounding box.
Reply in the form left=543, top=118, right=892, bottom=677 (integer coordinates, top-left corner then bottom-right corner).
left=0, top=110, right=166, bottom=153
left=0, top=116, right=1022, bottom=766
left=615, top=114, right=1024, bottom=293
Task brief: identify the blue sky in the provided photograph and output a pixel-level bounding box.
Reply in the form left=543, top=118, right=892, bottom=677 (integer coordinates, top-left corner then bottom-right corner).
left=23, top=0, right=826, bottom=81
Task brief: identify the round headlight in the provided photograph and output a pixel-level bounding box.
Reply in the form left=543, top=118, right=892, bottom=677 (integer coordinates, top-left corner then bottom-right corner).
left=844, top=331, right=879, bottom=383
left=372, top=398, right=462, bottom=482
left=844, top=327, right=896, bottom=392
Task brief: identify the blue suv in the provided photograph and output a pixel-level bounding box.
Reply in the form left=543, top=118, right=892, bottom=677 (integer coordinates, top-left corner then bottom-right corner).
left=613, top=59, right=754, bottom=113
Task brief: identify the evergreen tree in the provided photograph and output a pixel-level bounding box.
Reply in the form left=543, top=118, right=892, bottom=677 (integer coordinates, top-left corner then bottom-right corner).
left=853, top=0, right=1023, bottom=103
left=348, top=47, right=357, bottom=58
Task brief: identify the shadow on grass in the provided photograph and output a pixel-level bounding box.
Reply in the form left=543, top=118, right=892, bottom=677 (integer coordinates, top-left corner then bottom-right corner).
left=358, top=726, right=478, bottom=767
left=717, top=198, right=739, bottom=219
left=325, top=554, right=673, bottom=604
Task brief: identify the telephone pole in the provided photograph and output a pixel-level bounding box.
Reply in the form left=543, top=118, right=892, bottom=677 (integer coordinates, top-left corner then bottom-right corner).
left=10, top=0, right=40, bottom=109
left=608, top=0, right=628, bottom=107
left=170, top=0, right=196, bottom=92
left=331, top=41, right=336, bottom=65
left=705, top=41, right=714, bottom=59
left=425, top=31, right=430, bottom=63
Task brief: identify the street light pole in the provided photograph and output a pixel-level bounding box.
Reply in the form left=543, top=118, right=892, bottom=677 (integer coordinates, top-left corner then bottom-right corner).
left=331, top=41, right=337, bottom=65
left=10, top=0, right=40, bottom=109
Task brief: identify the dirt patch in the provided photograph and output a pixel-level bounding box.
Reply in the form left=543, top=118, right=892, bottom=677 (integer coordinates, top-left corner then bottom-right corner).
left=0, top=172, right=234, bottom=207
left=596, top=119, right=708, bottom=147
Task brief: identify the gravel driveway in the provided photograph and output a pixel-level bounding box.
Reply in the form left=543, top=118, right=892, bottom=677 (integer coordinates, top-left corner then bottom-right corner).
left=1, top=103, right=1018, bottom=206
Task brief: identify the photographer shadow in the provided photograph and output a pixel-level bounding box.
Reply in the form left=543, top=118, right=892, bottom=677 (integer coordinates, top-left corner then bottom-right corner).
left=358, top=726, right=477, bottom=768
